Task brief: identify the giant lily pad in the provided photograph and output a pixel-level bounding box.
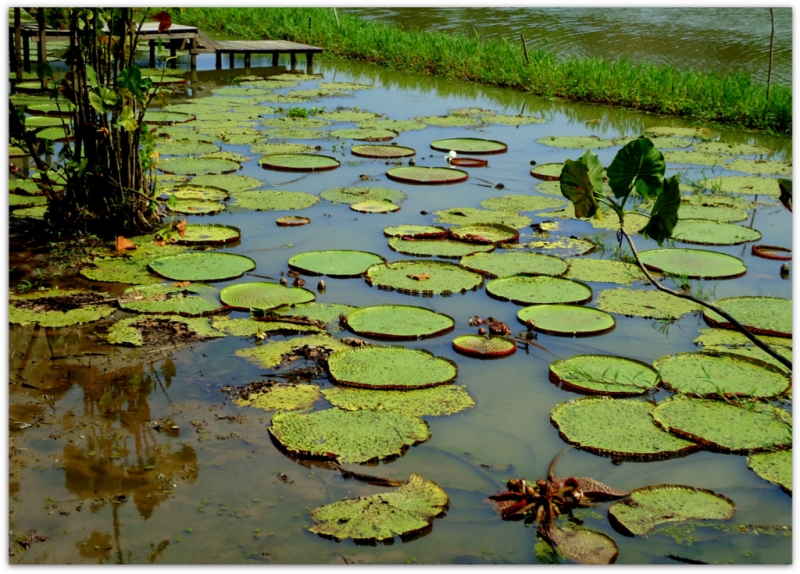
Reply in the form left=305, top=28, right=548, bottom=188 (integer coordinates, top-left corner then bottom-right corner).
left=268, top=302, right=357, bottom=328
left=608, top=485, right=735, bottom=537
left=653, top=351, right=790, bottom=398
left=9, top=289, right=115, bottom=327
left=383, top=224, right=447, bottom=239
left=345, top=305, right=455, bottom=340
left=323, top=385, right=474, bottom=417
left=157, top=157, right=240, bottom=176
left=678, top=204, right=748, bottom=222
left=321, top=186, right=406, bottom=205
left=231, top=190, right=318, bottom=211
left=595, top=287, right=701, bottom=320
left=168, top=185, right=229, bottom=202
left=149, top=252, right=255, bottom=282
left=104, top=314, right=224, bottom=346
left=352, top=145, right=415, bottom=159
left=276, top=216, right=311, bottom=226
left=530, top=163, right=564, bottom=181
left=156, top=140, right=220, bottom=156
left=448, top=223, right=519, bottom=244
left=646, top=126, right=716, bottom=138
left=330, top=128, right=397, bottom=141
left=350, top=200, right=401, bottom=213
left=308, top=474, right=447, bottom=541
left=651, top=396, right=792, bottom=453
left=289, top=250, right=385, bottom=278
left=704, top=175, right=782, bottom=196
left=537, top=136, right=616, bottom=149
left=388, top=237, right=494, bottom=258
left=663, top=150, right=729, bottom=167
left=119, top=283, right=222, bottom=316
left=429, top=138, right=507, bottom=154
left=387, top=166, right=468, bottom=185
left=220, top=282, right=315, bottom=311
left=639, top=248, right=746, bottom=280
left=747, top=450, right=792, bottom=492
left=452, top=335, right=516, bottom=359
left=236, top=335, right=349, bottom=369
left=177, top=224, right=241, bottom=244
left=487, top=275, right=592, bottom=306
left=365, top=260, right=483, bottom=295
left=479, top=195, right=566, bottom=213
left=550, top=355, right=658, bottom=395
left=211, top=316, right=322, bottom=337
left=433, top=207, right=531, bottom=229
left=259, top=153, right=340, bottom=172
left=751, top=244, right=792, bottom=260
left=9, top=194, right=47, bottom=209
left=80, top=257, right=162, bottom=285
left=261, top=127, right=327, bottom=140
left=564, top=258, right=645, bottom=285
left=414, top=115, right=480, bottom=127
left=252, top=142, right=317, bottom=156
left=507, top=237, right=596, bottom=257
left=328, top=346, right=457, bottom=389
left=551, top=397, right=698, bottom=459
left=167, top=199, right=225, bottom=215
left=236, top=383, right=321, bottom=412
left=354, top=118, right=428, bottom=133
left=11, top=205, right=46, bottom=220
left=269, top=408, right=430, bottom=464
left=483, top=114, right=546, bottom=126
left=460, top=251, right=568, bottom=278
left=702, top=296, right=791, bottom=338
left=518, top=305, right=616, bottom=337
left=671, top=219, right=761, bottom=245
left=538, top=524, right=618, bottom=565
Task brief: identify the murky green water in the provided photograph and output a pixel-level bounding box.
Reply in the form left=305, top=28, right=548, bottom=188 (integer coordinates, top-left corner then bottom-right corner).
left=344, top=7, right=793, bottom=87
left=9, top=54, right=792, bottom=564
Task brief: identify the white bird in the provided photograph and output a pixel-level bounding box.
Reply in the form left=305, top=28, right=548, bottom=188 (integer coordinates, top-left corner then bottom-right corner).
left=446, top=150, right=457, bottom=167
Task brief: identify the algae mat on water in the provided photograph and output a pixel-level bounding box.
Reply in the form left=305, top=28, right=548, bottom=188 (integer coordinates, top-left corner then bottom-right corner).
left=9, top=289, right=116, bottom=327
left=149, top=252, right=255, bottom=282
left=236, top=383, right=321, bottom=412
left=549, top=355, right=658, bottom=396
left=345, top=305, right=455, bottom=340
left=327, top=346, right=457, bottom=389
left=323, top=385, right=474, bottom=417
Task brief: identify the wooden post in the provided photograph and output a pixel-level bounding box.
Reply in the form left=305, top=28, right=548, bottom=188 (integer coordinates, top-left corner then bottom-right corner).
left=37, top=8, right=46, bottom=66
left=229, top=52, right=235, bottom=68
left=244, top=52, right=250, bottom=68
left=190, top=37, right=197, bottom=70
left=766, top=8, right=774, bottom=102
left=169, top=42, right=177, bottom=68
left=149, top=40, right=156, bottom=67
left=307, top=52, right=313, bottom=72
left=272, top=52, right=279, bottom=66
left=23, top=34, right=30, bottom=72
left=13, top=8, right=22, bottom=81
left=520, top=33, right=529, bottom=64
left=290, top=52, right=296, bottom=69
left=216, top=51, right=222, bottom=69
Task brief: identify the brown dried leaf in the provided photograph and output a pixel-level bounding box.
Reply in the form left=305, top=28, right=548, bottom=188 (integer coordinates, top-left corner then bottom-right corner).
left=407, top=272, right=431, bottom=281
left=552, top=477, right=628, bottom=500
left=171, top=281, right=191, bottom=288
left=175, top=218, right=187, bottom=238
left=115, top=236, right=136, bottom=254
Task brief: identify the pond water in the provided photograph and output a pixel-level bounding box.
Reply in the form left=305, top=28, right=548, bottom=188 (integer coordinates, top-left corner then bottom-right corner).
left=9, top=52, right=792, bottom=565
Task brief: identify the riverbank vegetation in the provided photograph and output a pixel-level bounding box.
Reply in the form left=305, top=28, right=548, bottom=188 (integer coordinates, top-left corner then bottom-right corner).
left=169, top=7, right=791, bottom=135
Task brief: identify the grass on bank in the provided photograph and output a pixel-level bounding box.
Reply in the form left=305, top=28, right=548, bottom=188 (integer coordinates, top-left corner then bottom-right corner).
left=169, top=7, right=791, bottom=135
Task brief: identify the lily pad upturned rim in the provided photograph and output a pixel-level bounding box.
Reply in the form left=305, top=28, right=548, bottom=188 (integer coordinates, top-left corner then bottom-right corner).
left=517, top=304, right=616, bottom=337
left=383, top=224, right=448, bottom=239
left=327, top=346, right=458, bottom=390
left=448, top=223, right=520, bottom=245
left=176, top=223, right=241, bottom=245
left=386, top=166, right=469, bottom=185
left=148, top=252, right=256, bottom=282
left=640, top=248, right=747, bottom=280
left=449, top=157, right=488, bottom=168
left=259, top=153, right=340, bottom=172
left=429, top=138, right=508, bottom=155
left=530, top=163, right=564, bottom=181
left=486, top=275, right=593, bottom=306
left=549, top=354, right=658, bottom=396
left=350, top=200, right=402, bottom=214
left=351, top=144, right=416, bottom=159
left=751, top=244, right=792, bottom=261
left=452, top=334, right=516, bottom=359
left=219, top=281, right=316, bottom=311
left=276, top=215, right=311, bottom=226
left=344, top=304, right=456, bottom=340
left=288, top=249, right=386, bottom=278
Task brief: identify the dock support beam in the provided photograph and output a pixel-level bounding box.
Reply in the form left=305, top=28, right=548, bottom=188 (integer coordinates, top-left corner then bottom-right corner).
left=149, top=40, right=156, bottom=67
left=272, top=53, right=279, bottom=66
left=215, top=51, right=222, bottom=69
left=307, top=53, right=313, bottom=72
left=229, top=52, right=235, bottom=68
left=290, top=52, right=296, bottom=69
left=23, top=34, right=30, bottom=72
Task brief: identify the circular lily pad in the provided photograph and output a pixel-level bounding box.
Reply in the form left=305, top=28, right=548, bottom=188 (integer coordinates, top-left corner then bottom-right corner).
left=330, top=128, right=397, bottom=141
left=751, top=245, right=791, bottom=260
left=448, top=223, right=519, bottom=245
left=289, top=250, right=385, bottom=278
left=518, top=305, right=616, bottom=337
left=608, top=485, right=735, bottom=537
left=550, top=355, right=656, bottom=397
left=460, top=252, right=568, bottom=278
left=167, top=199, right=225, bottom=215
left=351, top=145, right=415, bottom=159
left=640, top=248, right=747, bottom=280
left=647, top=126, right=717, bottom=138
left=386, top=166, right=468, bottom=185
left=231, top=190, right=319, bottom=211
left=262, top=117, right=331, bottom=129
left=384, top=224, right=447, bottom=239
left=356, top=118, right=428, bottom=132
left=366, top=260, right=483, bottom=295
left=483, top=114, right=546, bottom=126
left=429, top=138, right=507, bottom=155
left=327, top=346, right=457, bottom=389
left=119, top=283, right=222, bottom=316
left=487, top=275, right=592, bottom=306
left=189, top=174, right=262, bottom=193
left=388, top=237, right=494, bottom=259
left=550, top=397, right=698, bottom=460
left=252, top=142, right=317, bottom=156
left=479, top=195, right=566, bottom=213
left=678, top=204, right=748, bottom=223
left=156, top=140, right=221, bottom=156
left=449, top=157, right=487, bottom=168
left=727, top=158, right=791, bottom=176
left=653, top=351, right=790, bottom=398
left=259, top=153, right=339, bottom=172
left=433, top=207, right=531, bottom=229
left=169, top=184, right=229, bottom=202
left=651, top=396, right=792, bottom=453
left=350, top=200, right=401, bottom=213
left=149, top=252, right=255, bottom=282
left=596, top=287, right=701, bottom=320
left=276, top=216, right=310, bottom=226
left=564, top=258, right=645, bottom=285
left=269, top=408, right=430, bottom=464
left=157, top=157, right=240, bottom=176
left=537, top=135, right=617, bottom=149
left=220, top=282, right=315, bottom=311
left=671, top=220, right=761, bottom=245
left=345, top=305, right=455, bottom=340
left=538, top=524, right=618, bottom=565
left=452, top=335, right=516, bottom=359
left=702, top=296, right=791, bottom=338
left=747, top=450, right=792, bottom=492
left=321, top=186, right=406, bottom=205
left=530, top=163, right=564, bottom=181
left=323, top=385, right=474, bottom=417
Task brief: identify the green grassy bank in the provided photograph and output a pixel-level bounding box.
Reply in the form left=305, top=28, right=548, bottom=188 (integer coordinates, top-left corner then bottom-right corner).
left=170, top=8, right=791, bottom=135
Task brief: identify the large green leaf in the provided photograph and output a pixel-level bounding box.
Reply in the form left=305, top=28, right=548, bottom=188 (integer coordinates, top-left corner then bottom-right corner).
left=641, top=175, right=681, bottom=244
left=581, top=150, right=605, bottom=201
left=560, top=159, right=599, bottom=219
left=607, top=137, right=665, bottom=201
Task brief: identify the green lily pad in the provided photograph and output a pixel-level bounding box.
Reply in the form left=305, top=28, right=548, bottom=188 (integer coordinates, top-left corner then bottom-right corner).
left=507, top=237, right=595, bottom=257
left=267, top=302, right=357, bottom=327
left=351, top=145, right=415, bottom=159
left=260, top=153, right=339, bottom=172
left=640, top=248, right=747, bottom=279
left=387, top=166, right=468, bottom=185
left=694, top=141, right=770, bottom=155
left=518, top=304, right=616, bottom=337
left=157, top=157, right=240, bottom=176
left=168, top=185, right=229, bottom=202
left=220, top=281, right=315, bottom=311
left=104, top=314, right=223, bottom=346
left=11, top=205, right=47, bottom=219
left=479, top=195, right=566, bottom=213
left=452, top=335, right=516, bottom=358
left=26, top=102, right=76, bottom=115
left=355, top=118, right=427, bottom=132
left=414, top=115, right=480, bottom=127
left=252, top=142, right=317, bottom=156
left=460, top=251, right=568, bottom=278
left=10, top=179, right=41, bottom=195
left=564, top=258, right=645, bottom=285
left=236, top=383, right=321, bottom=411
left=551, top=397, right=698, bottom=460
left=726, top=159, right=792, bottom=176
left=365, top=260, right=483, bottom=295
left=703, top=175, right=782, bottom=196
left=345, top=305, right=454, bottom=340
left=550, top=355, right=657, bottom=395
left=318, top=109, right=381, bottom=122
left=448, top=223, right=519, bottom=245
left=383, top=224, right=447, bottom=239
left=429, top=138, right=507, bottom=155
left=308, top=473, right=447, bottom=541
left=702, top=296, right=791, bottom=338
left=608, top=485, right=735, bottom=537
left=276, top=215, right=311, bottom=226
left=289, top=250, right=385, bottom=278
left=219, top=133, right=261, bottom=145
left=168, top=199, right=225, bottom=215
left=671, top=220, right=761, bottom=245
left=651, top=396, right=792, bottom=453
left=201, top=151, right=250, bottom=164
left=156, top=140, right=220, bottom=156
left=538, top=524, right=618, bottom=565
left=9, top=289, right=116, bottom=327
left=747, top=450, right=792, bottom=492
left=262, top=127, right=328, bottom=140
left=176, top=223, right=240, bottom=244
left=330, top=128, right=397, bottom=141
left=537, top=136, right=616, bottom=149
left=270, top=408, right=430, bottom=464
left=321, top=186, right=406, bottom=205
left=350, top=200, right=401, bottom=213
left=530, top=163, right=564, bottom=181
left=262, top=117, right=331, bottom=129
left=319, top=82, right=375, bottom=91
left=211, top=316, right=323, bottom=337
left=24, top=116, right=63, bottom=128
left=388, top=237, right=494, bottom=258
left=595, top=287, right=701, bottom=320
left=143, top=111, right=194, bottom=125
left=545, top=204, right=651, bottom=234
left=487, top=275, right=592, bottom=306
left=433, top=207, right=531, bottom=229
left=482, top=114, right=546, bottom=126
left=664, top=150, right=732, bottom=167
left=327, top=346, right=457, bottom=389
left=149, top=252, right=255, bottom=282
left=693, top=328, right=792, bottom=351
left=9, top=194, right=47, bottom=209
left=236, top=334, right=349, bottom=369
left=615, top=135, right=693, bottom=149
left=119, top=283, right=222, bottom=316
left=80, top=257, right=162, bottom=285
left=646, top=126, right=716, bottom=138
left=653, top=351, right=790, bottom=398
left=323, top=385, right=474, bottom=417
left=231, top=190, right=319, bottom=211
left=34, top=126, right=72, bottom=141
left=678, top=204, right=748, bottom=223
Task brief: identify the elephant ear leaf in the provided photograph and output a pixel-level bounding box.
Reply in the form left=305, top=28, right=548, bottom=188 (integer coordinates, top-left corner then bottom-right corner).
left=580, top=149, right=605, bottom=199
left=641, top=175, right=681, bottom=245
left=560, top=159, right=600, bottom=219
left=607, top=137, right=665, bottom=202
